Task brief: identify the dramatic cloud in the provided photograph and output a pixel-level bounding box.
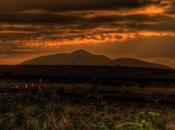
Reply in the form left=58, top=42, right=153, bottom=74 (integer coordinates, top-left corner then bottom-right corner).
left=0, top=0, right=175, bottom=65
left=0, top=0, right=161, bottom=12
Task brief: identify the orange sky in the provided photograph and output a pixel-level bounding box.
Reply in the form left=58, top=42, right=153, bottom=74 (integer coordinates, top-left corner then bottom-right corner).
left=0, top=0, right=175, bottom=66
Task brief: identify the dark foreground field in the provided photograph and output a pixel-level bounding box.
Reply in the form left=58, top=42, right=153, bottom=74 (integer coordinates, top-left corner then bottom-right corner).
left=0, top=65, right=175, bottom=84
left=1, top=66, right=175, bottom=130
left=1, top=83, right=175, bottom=130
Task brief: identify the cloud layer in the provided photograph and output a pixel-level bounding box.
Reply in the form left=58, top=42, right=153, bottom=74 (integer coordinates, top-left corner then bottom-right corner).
left=0, top=0, right=161, bottom=12
left=0, top=0, right=175, bottom=65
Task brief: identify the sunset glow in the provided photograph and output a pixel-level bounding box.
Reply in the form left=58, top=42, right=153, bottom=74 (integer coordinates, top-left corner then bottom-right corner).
left=142, top=5, right=165, bottom=14
left=0, top=0, right=175, bottom=67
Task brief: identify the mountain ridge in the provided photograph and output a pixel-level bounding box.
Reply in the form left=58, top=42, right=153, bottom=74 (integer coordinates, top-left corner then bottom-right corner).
left=105, top=58, right=170, bottom=69
left=21, top=50, right=171, bottom=69
left=21, top=50, right=111, bottom=66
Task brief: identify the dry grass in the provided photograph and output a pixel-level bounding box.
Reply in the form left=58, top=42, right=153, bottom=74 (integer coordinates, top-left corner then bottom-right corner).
left=1, top=82, right=175, bottom=129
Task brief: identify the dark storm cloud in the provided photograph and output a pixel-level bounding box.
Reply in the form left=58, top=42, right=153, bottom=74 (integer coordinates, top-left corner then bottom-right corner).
left=1, top=0, right=175, bottom=65
left=1, top=12, right=175, bottom=33
left=0, top=0, right=160, bottom=12
left=0, top=0, right=163, bottom=23
left=0, top=12, right=81, bottom=24
left=0, top=0, right=173, bottom=28
left=0, top=12, right=125, bottom=24
left=117, top=15, right=175, bottom=32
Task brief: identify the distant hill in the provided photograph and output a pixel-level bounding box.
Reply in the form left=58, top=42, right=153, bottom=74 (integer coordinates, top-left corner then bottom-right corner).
left=21, top=50, right=170, bottom=69
left=105, top=58, right=170, bottom=69
left=21, top=50, right=111, bottom=65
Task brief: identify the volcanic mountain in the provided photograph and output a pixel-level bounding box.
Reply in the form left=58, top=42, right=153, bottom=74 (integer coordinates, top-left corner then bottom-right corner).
left=21, top=50, right=111, bottom=65
left=21, top=50, right=170, bottom=69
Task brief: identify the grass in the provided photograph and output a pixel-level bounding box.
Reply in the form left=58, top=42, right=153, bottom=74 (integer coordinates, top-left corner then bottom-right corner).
left=1, top=82, right=175, bottom=130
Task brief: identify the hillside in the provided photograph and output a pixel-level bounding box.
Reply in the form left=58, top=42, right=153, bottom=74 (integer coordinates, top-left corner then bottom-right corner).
left=21, top=50, right=111, bottom=65
left=106, top=58, right=170, bottom=69
left=21, top=50, right=170, bottom=69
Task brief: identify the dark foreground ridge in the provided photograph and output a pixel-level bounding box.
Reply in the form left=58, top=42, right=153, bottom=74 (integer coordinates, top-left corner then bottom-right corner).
left=0, top=65, right=175, bottom=85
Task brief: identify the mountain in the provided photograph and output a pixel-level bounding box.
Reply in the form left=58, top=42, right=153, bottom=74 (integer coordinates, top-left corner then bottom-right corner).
left=21, top=50, right=111, bottom=65
left=105, top=58, right=170, bottom=69
left=21, top=50, right=170, bottom=69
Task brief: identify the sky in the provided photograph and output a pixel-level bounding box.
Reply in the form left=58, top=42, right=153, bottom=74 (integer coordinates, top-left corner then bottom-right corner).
left=0, top=0, right=175, bottom=67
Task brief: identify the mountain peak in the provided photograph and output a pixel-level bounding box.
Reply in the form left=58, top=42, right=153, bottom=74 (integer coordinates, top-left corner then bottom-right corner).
left=20, top=50, right=170, bottom=69
left=21, top=49, right=110, bottom=65
left=71, top=49, right=92, bottom=55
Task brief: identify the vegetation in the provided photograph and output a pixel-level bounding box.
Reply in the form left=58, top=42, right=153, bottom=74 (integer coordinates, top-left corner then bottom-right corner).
left=0, top=82, right=175, bottom=130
